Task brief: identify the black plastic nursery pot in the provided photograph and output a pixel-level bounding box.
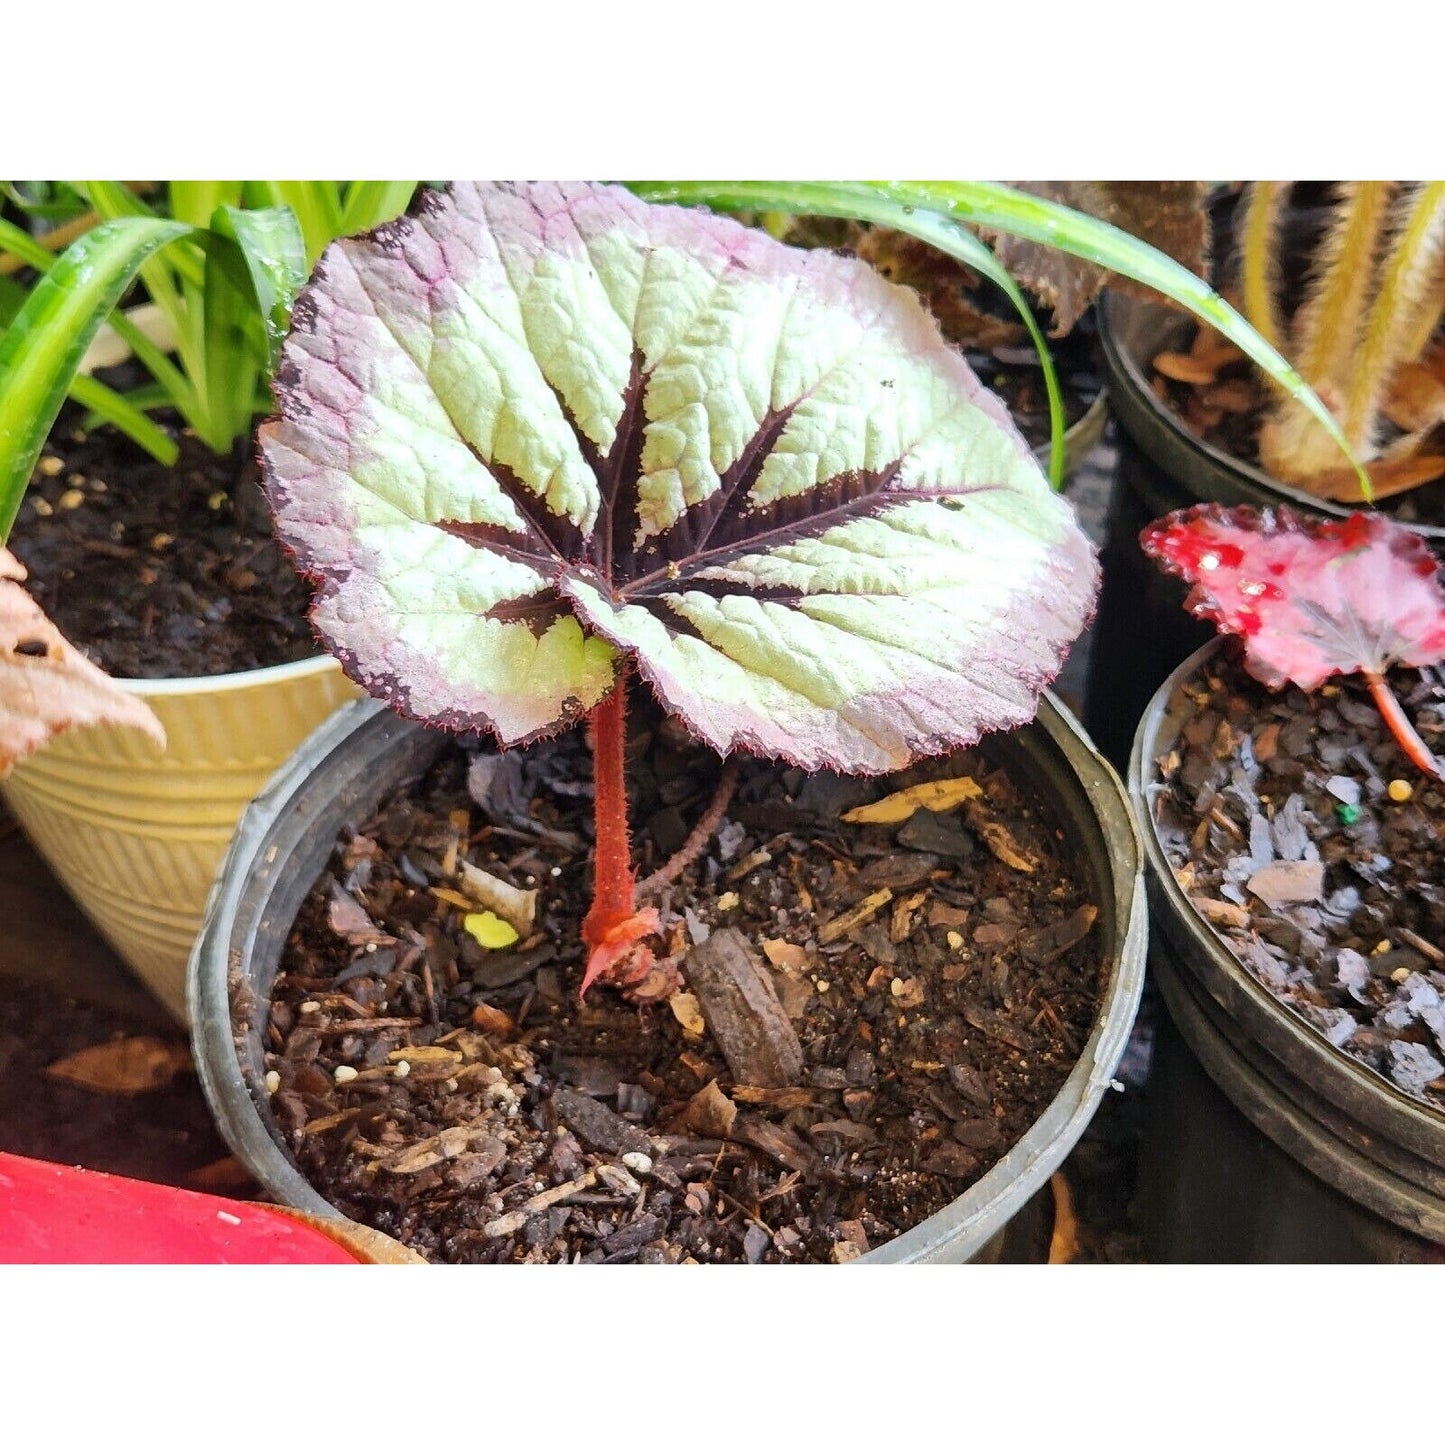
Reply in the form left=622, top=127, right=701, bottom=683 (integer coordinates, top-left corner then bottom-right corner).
left=1083, top=290, right=1445, bottom=772
left=1130, top=640, right=1445, bottom=1262
left=189, top=692, right=1147, bottom=1265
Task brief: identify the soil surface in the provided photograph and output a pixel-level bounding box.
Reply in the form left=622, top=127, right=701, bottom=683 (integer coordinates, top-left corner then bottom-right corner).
left=6, top=404, right=316, bottom=679
left=1150, top=649, right=1445, bottom=1107
left=252, top=712, right=1108, bottom=1263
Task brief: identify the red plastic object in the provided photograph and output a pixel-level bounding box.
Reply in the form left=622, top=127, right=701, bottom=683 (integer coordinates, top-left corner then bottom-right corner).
left=0, top=1152, right=361, bottom=1264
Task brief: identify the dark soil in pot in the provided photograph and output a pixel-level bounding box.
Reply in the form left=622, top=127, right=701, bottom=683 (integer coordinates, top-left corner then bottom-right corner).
left=250, top=715, right=1108, bottom=1264
left=6, top=400, right=317, bottom=679
left=1146, top=647, right=1445, bottom=1109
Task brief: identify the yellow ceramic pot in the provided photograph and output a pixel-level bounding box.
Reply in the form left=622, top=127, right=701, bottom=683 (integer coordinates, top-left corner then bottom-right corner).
left=2, top=654, right=356, bottom=1020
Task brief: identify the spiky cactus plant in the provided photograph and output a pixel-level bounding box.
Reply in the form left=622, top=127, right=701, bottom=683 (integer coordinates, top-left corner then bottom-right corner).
left=1242, top=181, right=1445, bottom=498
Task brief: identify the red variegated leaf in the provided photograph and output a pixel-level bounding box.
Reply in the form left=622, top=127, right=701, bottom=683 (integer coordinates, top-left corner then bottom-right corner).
left=1141, top=504, right=1445, bottom=690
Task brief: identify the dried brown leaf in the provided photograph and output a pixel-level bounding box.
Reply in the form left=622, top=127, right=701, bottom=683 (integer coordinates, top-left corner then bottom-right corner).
left=855, top=229, right=1028, bottom=350
left=1309, top=450, right=1445, bottom=503
left=761, top=938, right=810, bottom=975
left=682, top=1079, right=737, bottom=1138
left=469, top=1002, right=516, bottom=1037
left=1382, top=361, right=1445, bottom=432
left=46, top=1035, right=192, bottom=1094
left=457, top=859, right=537, bottom=936
left=327, top=881, right=391, bottom=947
left=1048, top=1173, right=1081, bottom=1264
left=1154, top=350, right=1224, bottom=385
left=982, top=182, right=1209, bottom=335
left=928, top=899, right=972, bottom=929
left=1192, top=895, right=1251, bottom=930
left=0, top=547, right=164, bottom=777
left=668, top=990, right=707, bottom=1037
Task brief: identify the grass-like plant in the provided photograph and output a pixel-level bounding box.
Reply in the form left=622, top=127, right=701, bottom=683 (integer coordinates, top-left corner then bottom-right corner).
left=0, top=182, right=419, bottom=537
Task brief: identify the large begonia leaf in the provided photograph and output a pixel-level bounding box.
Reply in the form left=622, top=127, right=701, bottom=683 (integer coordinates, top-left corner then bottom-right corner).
left=0, top=547, right=165, bottom=776
left=259, top=181, right=1096, bottom=772
left=1141, top=504, right=1445, bottom=691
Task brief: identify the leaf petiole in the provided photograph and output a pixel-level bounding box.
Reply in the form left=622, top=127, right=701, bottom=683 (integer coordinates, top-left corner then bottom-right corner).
left=580, top=667, right=663, bottom=997
left=1364, top=670, right=1443, bottom=779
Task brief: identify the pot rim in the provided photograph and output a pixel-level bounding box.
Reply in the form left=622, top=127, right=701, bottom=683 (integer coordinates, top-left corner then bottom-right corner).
left=1129, top=635, right=1445, bottom=1141
left=1099, top=289, right=1445, bottom=541
left=191, top=693, right=1147, bottom=1264
left=117, top=649, right=338, bottom=699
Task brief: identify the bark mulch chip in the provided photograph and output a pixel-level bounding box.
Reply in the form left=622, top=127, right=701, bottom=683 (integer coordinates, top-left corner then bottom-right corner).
left=256, top=716, right=1109, bottom=1263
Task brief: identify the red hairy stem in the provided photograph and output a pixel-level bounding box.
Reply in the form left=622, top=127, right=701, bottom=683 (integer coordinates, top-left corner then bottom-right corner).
left=579, top=669, right=663, bottom=998
left=584, top=671, right=637, bottom=932
left=1364, top=670, right=1443, bottom=779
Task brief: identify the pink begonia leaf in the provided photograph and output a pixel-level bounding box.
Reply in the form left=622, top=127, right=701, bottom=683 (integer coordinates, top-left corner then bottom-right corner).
left=259, top=182, right=1096, bottom=774
left=1141, top=504, right=1445, bottom=691
left=0, top=547, right=165, bottom=776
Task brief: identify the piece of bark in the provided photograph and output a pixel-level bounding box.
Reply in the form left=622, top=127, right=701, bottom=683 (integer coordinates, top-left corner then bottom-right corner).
left=376, top=1125, right=503, bottom=1177
left=681, top=1080, right=737, bottom=1138
left=680, top=928, right=804, bottom=1087
left=817, top=888, right=893, bottom=945
left=923, top=1141, right=981, bottom=1180
left=729, top=1085, right=817, bottom=1108
left=857, top=851, right=939, bottom=891
left=964, top=803, right=1039, bottom=873
left=552, top=1089, right=654, bottom=1157
left=962, top=1003, right=1033, bottom=1052
left=1247, top=859, right=1325, bottom=908
left=484, top=1171, right=598, bottom=1237
left=731, top=1114, right=816, bottom=1174
left=1017, top=904, right=1098, bottom=965
left=898, top=809, right=974, bottom=858
left=1192, top=895, right=1251, bottom=930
